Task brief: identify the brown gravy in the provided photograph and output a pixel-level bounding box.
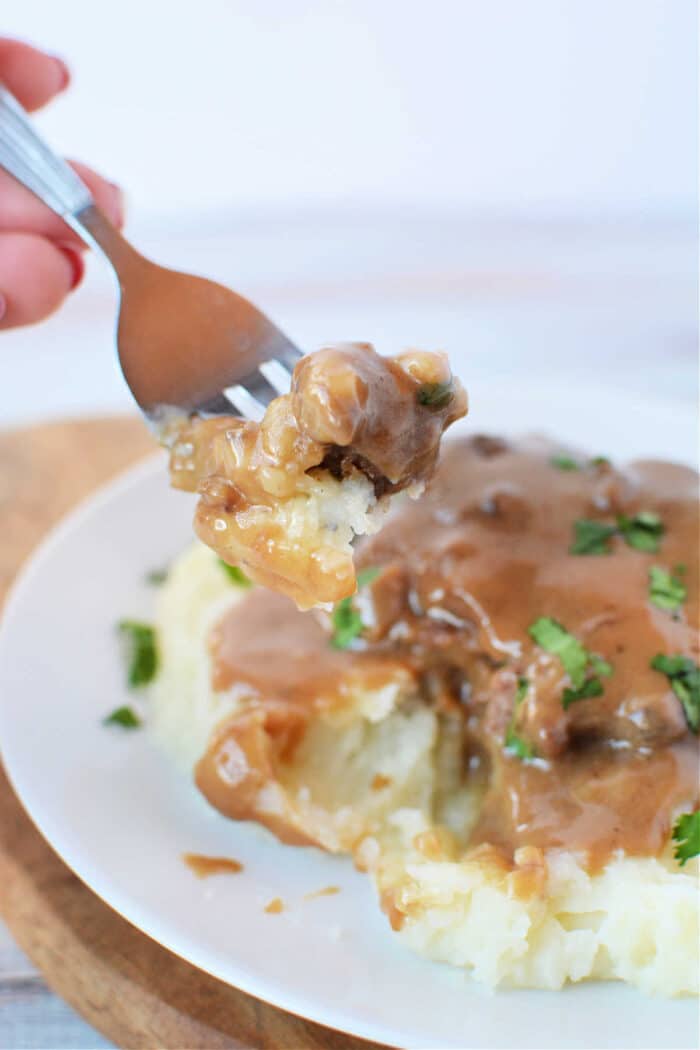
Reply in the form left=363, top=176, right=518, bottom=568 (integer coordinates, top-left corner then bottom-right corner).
left=182, top=853, right=243, bottom=877
left=304, top=885, right=341, bottom=900
left=472, top=739, right=698, bottom=871
left=360, top=438, right=699, bottom=755
left=197, top=436, right=699, bottom=870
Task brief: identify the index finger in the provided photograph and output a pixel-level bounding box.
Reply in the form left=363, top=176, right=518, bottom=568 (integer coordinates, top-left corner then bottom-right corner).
left=0, top=37, right=69, bottom=111
left=0, top=160, right=124, bottom=243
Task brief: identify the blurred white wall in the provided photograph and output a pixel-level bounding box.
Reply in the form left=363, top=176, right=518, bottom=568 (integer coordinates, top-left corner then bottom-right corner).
left=3, top=0, right=696, bottom=222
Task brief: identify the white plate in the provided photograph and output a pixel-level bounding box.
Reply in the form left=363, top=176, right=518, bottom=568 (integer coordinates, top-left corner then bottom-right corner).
left=0, top=381, right=697, bottom=1050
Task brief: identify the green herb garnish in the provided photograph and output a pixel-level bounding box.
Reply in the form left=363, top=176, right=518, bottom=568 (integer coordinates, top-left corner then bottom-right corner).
left=562, top=653, right=612, bottom=708
left=562, top=676, right=604, bottom=709
left=648, top=566, right=686, bottom=612
left=330, top=567, right=380, bottom=650
left=569, top=510, right=665, bottom=556
left=505, top=727, right=535, bottom=760
left=145, top=567, right=169, bottom=586
left=617, top=511, right=664, bottom=553
left=417, top=381, right=453, bottom=409
left=550, top=455, right=579, bottom=471
left=570, top=519, right=617, bottom=555
left=529, top=617, right=613, bottom=710
left=672, top=811, right=700, bottom=865
left=218, top=559, right=253, bottom=587
left=528, top=618, right=589, bottom=688
left=356, top=567, right=381, bottom=589
left=330, top=601, right=364, bottom=650
left=589, top=654, right=613, bottom=678
left=650, top=653, right=700, bottom=732
left=590, top=456, right=611, bottom=468
left=103, top=705, right=142, bottom=729
left=117, top=620, right=158, bottom=688
left=505, top=677, right=535, bottom=759
left=515, top=676, right=529, bottom=703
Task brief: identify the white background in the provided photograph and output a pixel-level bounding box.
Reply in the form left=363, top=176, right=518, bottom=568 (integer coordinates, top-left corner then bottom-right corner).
left=2, top=0, right=696, bottom=220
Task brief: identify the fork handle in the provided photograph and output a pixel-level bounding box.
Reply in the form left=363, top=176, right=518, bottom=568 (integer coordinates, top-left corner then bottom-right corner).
left=0, top=85, right=97, bottom=234
left=0, top=84, right=139, bottom=274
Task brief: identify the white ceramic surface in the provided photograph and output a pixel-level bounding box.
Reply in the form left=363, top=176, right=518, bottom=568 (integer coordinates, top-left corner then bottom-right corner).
left=0, top=381, right=697, bottom=1050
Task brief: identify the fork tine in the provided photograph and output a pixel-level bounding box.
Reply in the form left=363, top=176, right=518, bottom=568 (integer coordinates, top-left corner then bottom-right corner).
left=196, top=392, right=241, bottom=418
left=259, top=357, right=294, bottom=395
left=223, top=384, right=268, bottom=421
left=274, top=344, right=304, bottom=373
left=240, top=368, right=283, bottom=408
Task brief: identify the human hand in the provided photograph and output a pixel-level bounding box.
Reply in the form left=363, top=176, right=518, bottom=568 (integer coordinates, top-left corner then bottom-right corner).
left=0, top=38, right=124, bottom=330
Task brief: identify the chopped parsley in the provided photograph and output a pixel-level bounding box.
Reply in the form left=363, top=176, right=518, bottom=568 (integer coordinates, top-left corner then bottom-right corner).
left=589, top=654, right=613, bottom=678
left=529, top=617, right=613, bottom=709
left=515, top=676, right=529, bottom=703
left=145, top=567, right=169, bottom=586
left=570, top=519, right=617, bottom=555
left=218, top=559, right=253, bottom=587
left=416, top=381, right=453, bottom=409
left=505, top=727, right=535, bottom=760
left=528, top=618, right=588, bottom=688
left=650, top=654, right=700, bottom=732
left=330, top=601, right=364, bottom=650
left=505, top=677, right=535, bottom=760
left=356, top=567, right=381, bottom=589
left=617, top=511, right=664, bottom=553
left=550, top=454, right=611, bottom=472
left=569, top=510, right=665, bottom=556
left=672, top=811, right=700, bottom=865
left=103, top=705, right=142, bottom=729
left=117, top=620, right=158, bottom=688
left=562, top=675, right=604, bottom=710
left=550, top=455, right=579, bottom=471
left=330, top=567, right=380, bottom=649
left=648, top=566, right=686, bottom=612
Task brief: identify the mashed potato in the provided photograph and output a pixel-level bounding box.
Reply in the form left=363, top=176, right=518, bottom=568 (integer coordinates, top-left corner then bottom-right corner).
left=151, top=542, right=699, bottom=997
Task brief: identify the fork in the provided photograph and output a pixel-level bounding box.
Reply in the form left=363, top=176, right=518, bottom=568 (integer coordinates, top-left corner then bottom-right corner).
left=0, top=84, right=303, bottom=427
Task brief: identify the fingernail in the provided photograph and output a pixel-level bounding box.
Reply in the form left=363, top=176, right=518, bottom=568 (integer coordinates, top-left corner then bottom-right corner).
left=0, top=293, right=6, bottom=322
left=109, top=182, right=125, bottom=228
left=58, top=245, right=85, bottom=291
left=51, top=56, right=71, bottom=92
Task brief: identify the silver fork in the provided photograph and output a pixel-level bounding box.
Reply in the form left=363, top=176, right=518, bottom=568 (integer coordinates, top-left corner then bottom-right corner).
left=0, top=84, right=302, bottom=426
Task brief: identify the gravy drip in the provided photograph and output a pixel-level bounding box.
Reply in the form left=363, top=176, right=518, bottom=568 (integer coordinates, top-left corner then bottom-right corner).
left=182, top=853, right=243, bottom=877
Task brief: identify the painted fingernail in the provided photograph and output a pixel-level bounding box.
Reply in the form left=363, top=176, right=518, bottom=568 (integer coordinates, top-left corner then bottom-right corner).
left=58, top=245, right=85, bottom=291
left=109, top=183, right=125, bottom=228
left=0, top=293, right=6, bottom=322
left=51, top=56, right=71, bottom=92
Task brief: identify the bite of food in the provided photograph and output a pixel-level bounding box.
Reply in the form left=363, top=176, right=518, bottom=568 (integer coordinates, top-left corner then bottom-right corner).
left=167, top=342, right=466, bottom=609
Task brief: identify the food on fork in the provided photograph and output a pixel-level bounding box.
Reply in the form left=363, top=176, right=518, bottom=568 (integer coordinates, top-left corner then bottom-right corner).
left=168, top=343, right=466, bottom=609
left=152, top=435, right=699, bottom=994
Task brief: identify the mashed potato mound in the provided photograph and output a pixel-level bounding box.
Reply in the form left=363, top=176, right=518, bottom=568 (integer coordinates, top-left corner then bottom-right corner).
left=151, top=542, right=699, bottom=997
left=366, top=812, right=699, bottom=996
